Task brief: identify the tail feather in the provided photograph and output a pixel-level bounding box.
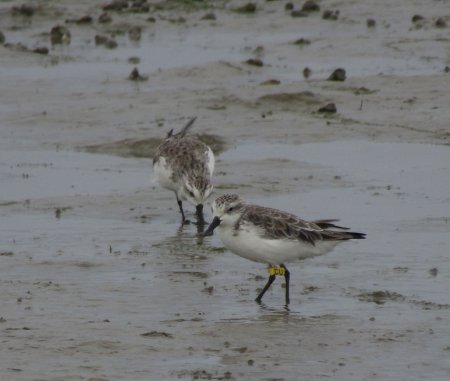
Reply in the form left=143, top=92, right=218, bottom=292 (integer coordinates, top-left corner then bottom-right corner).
left=178, top=117, right=197, bottom=138
left=314, top=219, right=349, bottom=230
left=346, top=231, right=366, bottom=240
left=166, top=117, right=197, bottom=139
left=324, top=230, right=366, bottom=241
left=313, top=219, right=366, bottom=240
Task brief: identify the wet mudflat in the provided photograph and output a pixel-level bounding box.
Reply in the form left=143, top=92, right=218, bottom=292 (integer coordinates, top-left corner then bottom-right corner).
left=1, top=1, right=450, bottom=380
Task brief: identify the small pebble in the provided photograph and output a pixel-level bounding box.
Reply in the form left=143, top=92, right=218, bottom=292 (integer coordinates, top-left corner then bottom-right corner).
left=201, top=12, right=216, bottom=21
left=260, top=79, right=280, bottom=85
left=12, top=4, right=34, bottom=17
left=322, top=10, right=339, bottom=20
left=103, top=0, right=128, bottom=11
left=98, top=12, right=112, bottom=23
left=366, top=18, right=376, bottom=28
left=74, top=15, right=92, bottom=24
left=411, top=14, right=425, bottom=23
left=285, top=2, right=294, bottom=11
left=303, top=67, right=311, bottom=79
left=302, top=1, right=320, bottom=12
left=294, top=38, right=311, bottom=45
left=435, top=17, right=447, bottom=28
left=328, top=68, right=346, bottom=81
left=128, top=56, right=140, bottom=64
left=318, top=103, right=337, bottom=113
left=128, top=67, right=148, bottom=81
left=234, top=3, right=257, bottom=13
left=50, top=25, right=71, bottom=45
left=128, top=26, right=142, bottom=41
left=95, top=35, right=117, bottom=49
left=33, top=47, right=49, bottom=55
left=245, top=58, right=263, bottom=67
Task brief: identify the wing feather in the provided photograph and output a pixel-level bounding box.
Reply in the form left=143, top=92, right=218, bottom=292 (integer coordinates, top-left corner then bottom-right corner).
left=240, top=206, right=365, bottom=244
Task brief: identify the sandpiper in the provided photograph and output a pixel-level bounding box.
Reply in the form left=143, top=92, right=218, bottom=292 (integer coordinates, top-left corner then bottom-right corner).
left=204, top=194, right=365, bottom=305
left=153, top=117, right=214, bottom=224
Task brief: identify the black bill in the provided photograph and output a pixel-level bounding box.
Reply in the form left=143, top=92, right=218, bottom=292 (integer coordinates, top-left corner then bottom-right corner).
left=203, top=216, right=221, bottom=237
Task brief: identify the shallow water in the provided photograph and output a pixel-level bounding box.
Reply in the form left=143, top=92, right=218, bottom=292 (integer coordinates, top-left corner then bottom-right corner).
left=2, top=139, right=450, bottom=380
left=2, top=0, right=450, bottom=377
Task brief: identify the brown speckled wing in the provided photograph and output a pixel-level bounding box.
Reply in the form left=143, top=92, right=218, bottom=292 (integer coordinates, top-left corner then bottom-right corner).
left=155, top=137, right=212, bottom=188
left=239, top=205, right=362, bottom=244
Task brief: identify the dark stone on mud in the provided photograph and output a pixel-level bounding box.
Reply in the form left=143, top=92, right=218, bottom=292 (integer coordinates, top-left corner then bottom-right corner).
left=140, top=331, right=173, bottom=338
left=103, top=0, right=128, bottom=11
left=98, top=12, right=112, bottom=23
left=130, top=0, right=149, bottom=13
left=411, top=14, right=425, bottom=23
left=318, top=103, right=337, bottom=113
left=322, top=10, right=332, bottom=19
left=435, top=17, right=447, bottom=28
left=322, top=9, right=339, bottom=20
left=429, top=267, right=438, bottom=277
left=128, top=26, right=142, bottom=41
left=128, top=67, right=148, bottom=81
left=303, top=67, right=311, bottom=79
left=66, top=15, right=93, bottom=24
left=128, top=56, right=140, bottom=64
left=0, top=31, right=5, bottom=44
left=445, top=66, right=450, bottom=73
left=50, top=25, right=71, bottom=45
left=95, top=35, right=118, bottom=49
left=328, top=68, right=346, bottom=81
left=260, top=79, right=281, bottom=86
left=201, top=12, right=216, bottom=21
left=105, top=39, right=118, bottom=49
left=301, top=1, right=320, bottom=12
left=168, top=16, right=186, bottom=24
left=147, top=16, right=156, bottom=22
left=245, top=58, right=264, bottom=67
left=95, top=35, right=108, bottom=45
left=234, top=3, right=257, bottom=14
left=285, top=2, right=294, bottom=11
left=78, top=15, right=93, bottom=24
left=33, top=46, right=49, bottom=55
left=12, top=4, right=34, bottom=17
left=294, top=38, right=311, bottom=45
left=366, top=18, right=376, bottom=28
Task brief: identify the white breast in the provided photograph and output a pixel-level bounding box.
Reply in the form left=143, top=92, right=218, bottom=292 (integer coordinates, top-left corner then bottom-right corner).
left=217, top=223, right=340, bottom=265
left=153, top=157, right=178, bottom=192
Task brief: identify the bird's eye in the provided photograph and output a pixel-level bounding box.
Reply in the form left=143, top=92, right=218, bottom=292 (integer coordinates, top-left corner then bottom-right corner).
left=228, top=207, right=234, bottom=212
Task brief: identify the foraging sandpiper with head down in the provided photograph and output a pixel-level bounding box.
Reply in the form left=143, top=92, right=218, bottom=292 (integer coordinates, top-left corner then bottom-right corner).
left=153, top=117, right=215, bottom=224
left=204, top=194, right=366, bottom=305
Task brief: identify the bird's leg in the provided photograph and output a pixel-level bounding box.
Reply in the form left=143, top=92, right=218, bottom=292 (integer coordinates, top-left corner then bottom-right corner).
left=255, top=274, right=276, bottom=303
left=281, top=264, right=290, bottom=305
left=176, top=198, right=188, bottom=224
left=195, top=204, right=205, bottom=225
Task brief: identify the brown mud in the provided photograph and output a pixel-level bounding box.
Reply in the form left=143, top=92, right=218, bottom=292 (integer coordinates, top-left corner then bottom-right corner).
left=1, top=1, right=450, bottom=380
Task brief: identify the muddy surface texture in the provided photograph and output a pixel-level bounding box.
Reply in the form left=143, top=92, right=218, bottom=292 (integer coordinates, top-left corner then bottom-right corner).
left=1, top=1, right=450, bottom=380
